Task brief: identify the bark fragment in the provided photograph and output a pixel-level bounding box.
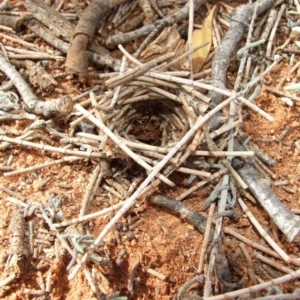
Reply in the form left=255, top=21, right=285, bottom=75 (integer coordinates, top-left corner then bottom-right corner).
left=0, top=14, right=27, bottom=32
left=6, top=208, right=28, bottom=278
left=12, top=59, right=57, bottom=95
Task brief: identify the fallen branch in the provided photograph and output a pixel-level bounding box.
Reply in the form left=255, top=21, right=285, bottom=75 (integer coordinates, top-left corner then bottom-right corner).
left=0, top=55, right=73, bottom=117
left=232, top=139, right=300, bottom=243
left=207, top=0, right=275, bottom=128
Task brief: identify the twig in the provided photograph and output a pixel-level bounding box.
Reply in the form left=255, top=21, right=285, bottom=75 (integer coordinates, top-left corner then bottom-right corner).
left=237, top=197, right=291, bottom=263
left=119, top=44, right=142, bottom=66
left=0, top=184, right=26, bottom=201
left=149, top=0, right=164, bottom=18
left=239, top=242, right=259, bottom=297
left=202, top=268, right=300, bottom=300
left=0, top=135, right=106, bottom=158
left=3, top=156, right=82, bottom=176
left=0, top=274, right=16, bottom=288
left=134, top=24, right=163, bottom=59
left=53, top=201, right=125, bottom=228
left=234, top=1, right=259, bottom=90
left=204, top=124, right=248, bottom=189
left=177, top=275, right=204, bottom=300
left=267, top=4, right=286, bottom=57
left=254, top=252, right=294, bottom=274
left=146, top=69, right=275, bottom=121
left=128, top=261, right=139, bottom=293
left=79, top=162, right=102, bottom=217
left=0, top=32, right=38, bottom=51
left=177, top=169, right=227, bottom=201
left=74, top=104, right=174, bottom=187
left=188, top=0, right=194, bottom=79
left=204, top=173, right=229, bottom=296
left=254, top=290, right=300, bottom=300
left=197, top=202, right=216, bottom=273
left=105, top=52, right=175, bottom=88
left=145, top=267, right=167, bottom=281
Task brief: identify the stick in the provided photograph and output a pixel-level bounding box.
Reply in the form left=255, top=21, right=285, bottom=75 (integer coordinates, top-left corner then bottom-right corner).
left=0, top=135, right=106, bottom=158
left=0, top=55, right=73, bottom=117
left=238, top=197, right=291, bottom=263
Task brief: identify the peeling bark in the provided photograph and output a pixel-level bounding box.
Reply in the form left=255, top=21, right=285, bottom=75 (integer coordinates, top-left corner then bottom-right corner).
left=66, top=0, right=127, bottom=76
left=12, top=59, right=57, bottom=95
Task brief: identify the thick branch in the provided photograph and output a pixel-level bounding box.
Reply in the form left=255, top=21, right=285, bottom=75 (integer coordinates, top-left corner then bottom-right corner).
left=25, top=0, right=110, bottom=55
left=232, top=139, right=300, bottom=243
left=0, top=13, right=27, bottom=32
left=209, top=0, right=275, bottom=108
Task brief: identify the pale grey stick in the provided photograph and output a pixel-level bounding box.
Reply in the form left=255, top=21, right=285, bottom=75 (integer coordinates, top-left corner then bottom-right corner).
left=53, top=201, right=125, bottom=228
left=4, top=156, right=82, bottom=176
left=0, top=136, right=106, bottom=158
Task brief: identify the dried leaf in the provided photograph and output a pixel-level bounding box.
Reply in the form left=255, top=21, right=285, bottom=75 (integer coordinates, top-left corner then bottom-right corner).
left=141, top=25, right=181, bottom=59
left=188, top=6, right=216, bottom=73
left=141, top=24, right=189, bottom=70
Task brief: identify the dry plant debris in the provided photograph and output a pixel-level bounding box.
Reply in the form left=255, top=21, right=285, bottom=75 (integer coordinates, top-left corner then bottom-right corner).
left=0, top=0, right=300, bottom=299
